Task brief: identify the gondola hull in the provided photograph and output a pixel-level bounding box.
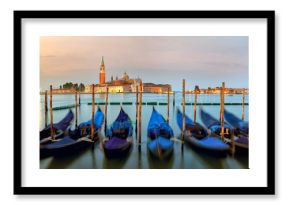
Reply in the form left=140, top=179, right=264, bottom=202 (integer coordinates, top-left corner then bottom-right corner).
left=102, top=137, right=133, bottom=159
left=147, top=107, right=173, bottom=139
left=147, top=137, right=174, bottom=160
left=224, top=135, right=249, bottom=155
left=176, top=109, right=229, bottom=155
left=147, top=108, right=174, bottom=160
left=200, top=108, right=248, bottom=154
left=184, top=134, right=229, bottom=156
left=40, top=108, right=104, bottom=159
left=40, top=136, right=95, bottom=158
left=103, top=107, right=133, bottom=159
left=200, top=108, right=231, bottom=138
left=224, top=109, right=249, bottom=137
left=40, top=109, right=74, bottom=140
left=40, top=130, right=64, bottom=145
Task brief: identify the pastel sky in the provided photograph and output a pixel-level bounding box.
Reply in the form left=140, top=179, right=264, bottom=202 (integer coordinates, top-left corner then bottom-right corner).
left=40, top=36, right=248, bottom=91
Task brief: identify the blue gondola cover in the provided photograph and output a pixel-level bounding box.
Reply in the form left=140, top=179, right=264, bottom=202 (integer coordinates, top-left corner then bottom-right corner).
left=107, top=107, right=133, bottom=139
left=147, top=107, right=174, bottom=139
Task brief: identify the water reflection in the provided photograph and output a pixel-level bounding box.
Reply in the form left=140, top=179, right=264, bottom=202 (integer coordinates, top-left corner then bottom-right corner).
left=148, top=153, right=174, bottom=169
left=47, top=153, right=79, bottom=169
left=102, top=139, right=131, bottom=169
left=102, top=155, right=130, bottom=169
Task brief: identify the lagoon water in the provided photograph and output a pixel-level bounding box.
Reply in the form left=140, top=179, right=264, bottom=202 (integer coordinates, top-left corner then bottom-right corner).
left=40, top=93, right=249, bottom=169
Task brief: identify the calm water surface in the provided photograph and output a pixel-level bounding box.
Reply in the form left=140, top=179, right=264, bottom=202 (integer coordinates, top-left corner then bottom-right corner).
left=40, top=93, right=249, bottom=169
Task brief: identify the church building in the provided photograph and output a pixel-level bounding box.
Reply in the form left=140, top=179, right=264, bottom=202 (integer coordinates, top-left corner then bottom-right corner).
left=84, top=57, right=171, bottom=93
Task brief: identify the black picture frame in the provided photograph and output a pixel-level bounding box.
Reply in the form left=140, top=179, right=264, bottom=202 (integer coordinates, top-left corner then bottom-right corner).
left=14, top=10, right=275, bottom=195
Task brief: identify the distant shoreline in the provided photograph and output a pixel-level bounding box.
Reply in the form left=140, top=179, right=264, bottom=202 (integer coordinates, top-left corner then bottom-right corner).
left=39, top=91, right=248, bottom=95
left=39, top=91, right=175, bottom=95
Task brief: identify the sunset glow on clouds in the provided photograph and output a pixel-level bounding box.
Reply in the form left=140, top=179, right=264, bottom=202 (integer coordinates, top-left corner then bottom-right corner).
left=40, top=36, right=248, bottom=91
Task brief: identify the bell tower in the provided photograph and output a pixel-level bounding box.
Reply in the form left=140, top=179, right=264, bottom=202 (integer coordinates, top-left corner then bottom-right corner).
left=99, top=56, right=106, bottom=84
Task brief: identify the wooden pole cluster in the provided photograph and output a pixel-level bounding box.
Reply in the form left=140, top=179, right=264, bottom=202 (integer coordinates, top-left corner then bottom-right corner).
left=91, top=84, right=95, bottom=140
left=75, top=90, right=78, bottom=128
left=135, top=85, right=139, bottom=138
left=104, top=86, right=109, bottom=136
left=167, top=87, right=170, bottom=123
left=49, top=85, right=54, bottom=140
left=138, top=81, right=143, bottom=145
left=181, top=79, right=185, bottom=143
left=193, top=86, right=198, bottom=124
left=220, top=82, right=225, bottom=141
left=44, top=90, right=48, bottom=127
left=242, top=89, right=245, bottom=121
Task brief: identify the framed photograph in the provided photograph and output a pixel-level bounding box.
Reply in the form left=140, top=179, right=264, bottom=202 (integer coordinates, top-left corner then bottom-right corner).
left=14, top=10, right=275, bottom=195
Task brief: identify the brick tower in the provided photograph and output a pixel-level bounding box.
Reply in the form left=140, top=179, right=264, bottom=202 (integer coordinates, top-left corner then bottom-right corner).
left=99, top=56, right=106, bottom=84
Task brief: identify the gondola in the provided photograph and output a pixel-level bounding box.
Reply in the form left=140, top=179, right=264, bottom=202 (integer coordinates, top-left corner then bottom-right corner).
left=147, top=107, right=174, bottom=160
left=40, top=109, right=74, bottom=144
left=176, top=109, right=229, bottom=155
left=102, top=107, right=133, bottom=159
left=200, top=108, right=248, bottom=154
left=224, top=109, right=249, bottom=137
left=200, top=108, right=232, bottom=138
left=40, top=107, right=104, bottom=158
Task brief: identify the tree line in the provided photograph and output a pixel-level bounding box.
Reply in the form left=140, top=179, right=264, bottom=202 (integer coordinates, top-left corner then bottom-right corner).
left=60, top=82, right=85, bottom=91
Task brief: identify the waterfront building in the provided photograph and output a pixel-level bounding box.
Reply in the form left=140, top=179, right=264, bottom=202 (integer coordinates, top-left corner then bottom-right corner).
left=189, top=87, right=249, bottom=94
left=51, top=88, right=76, bottom=94
left=84, top=84, right=93, bottom=93
left=142, top=83, right=171, bottom=93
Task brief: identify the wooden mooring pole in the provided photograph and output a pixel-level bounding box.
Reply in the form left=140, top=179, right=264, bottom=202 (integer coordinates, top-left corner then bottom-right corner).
left=173, top=91, right=175, bottom=107
left=219, top=86, right=222, bottom=121
left=194, top=86, right=197, bottom=124
left=167, top=87, right=170, bottom=123
left=230, top=128, right=235, bottom=155
left=44, top=90, right=48, bottom=127
left=49, top=85, right=54, bottom=140
left=181, top=79, right=185, bottom=144
left=220, top=82, right=225, bottom=141
left=138, top=81, right=143, bottom=145
left=104, top=86, right=109, bottom=136
left=242, top=89, right=245, bottom=121
left=79, top=92, right=81, bottom=106
left=91, top=84, right=95, bottom=140
left=75, top=90, right=78, bottom=128
left=135, top=85, right=139, bottom=138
